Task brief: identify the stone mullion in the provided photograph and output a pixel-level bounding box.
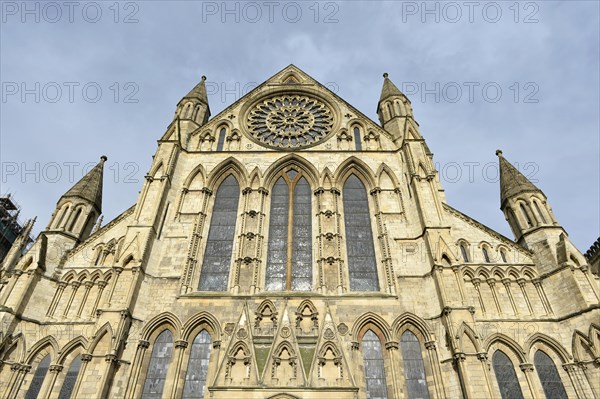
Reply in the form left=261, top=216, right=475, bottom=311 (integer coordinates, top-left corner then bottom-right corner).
left=70, top=354, right=91, bottom=399
left=232, top=188, right=252, bottom=293
left=487, top=279, right=502, bottom=315
left=532, top=278, right=553, bottom=315
left=253, top=188, right=268, bottom=293
left=124, top=340, right=150, bottom=399
left=385, top=341, right=402, bottom=399
left=433, top=265, right=448, bottom=304
left=3, top=364, right=30, bottom=399
left=40, top=364, right=63, bottom=399
left=519, top=363, right=541, bottom=399
left=331, top=188, right=344, bottom=293
left=472, top=278, right=486, bottom=314
left=63, top=281, right=81, bottom=317
left=370, top=187, right=395, bottom=295
left=180, top=187, right=212, bottom=294
left=517, top=279, right=534, bottom=315
left=174, top=188, right=188, bottom=220
left=502, top=278, right=519, bottom=315
left=393, top=187, right=406, bottom=219
left=169, top=340, right=189, bottom=398
left=47, top=281, right=67, bottom=317
left=452, top=266, right=467, bottom=305
left=76, top=281, right=94, bottom=317
left=453, top=352, right=473, bottom=399
left=477, top=353, right=494, bottom=398
left=90, top=281, right=107, bottom=317
left=314, top=187, right=326, bottom=293
left=425, top=341, right=445, bottom=399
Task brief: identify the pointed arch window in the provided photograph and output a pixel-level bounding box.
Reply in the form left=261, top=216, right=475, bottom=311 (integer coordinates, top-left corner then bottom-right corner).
left=183, top=330, right=212, bottom=399
left=58, top=355, right=82, bottom=399
left=266, top=169, right=312, bottom=291
left=362, top=330, right=388, bottom=399
left=500, top=249, right=508, bottom=263
left=198, top=175, right=240, bottom=291
left=68, top=207, right=82, bottom=232
left=533, top=201, right=547, bottom=224
left=142, top=330, right=174, bottom=399
left=507, top=208, right=520, bottom=232
left=482, top=247, right=491, bottom=263
left=492, top=350, right=524, bottom=399
left=216, top=127, right=226, bottom=152
left=534, top=350, right=568, bottom=399
left=400, top=331, right=430, bottom=399
left=354, top=127, right=362, bottom=151
left=460, top=244, right=469, bottom=263
left=343, top=175, right=378, bottom=291
left=25, top=354, right=51, bottom=399
left=520, top=203, right=533, bottom=227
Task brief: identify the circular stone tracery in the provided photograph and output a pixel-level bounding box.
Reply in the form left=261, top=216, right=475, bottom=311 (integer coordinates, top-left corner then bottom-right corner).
left=247, top=94, right=334, bottom=149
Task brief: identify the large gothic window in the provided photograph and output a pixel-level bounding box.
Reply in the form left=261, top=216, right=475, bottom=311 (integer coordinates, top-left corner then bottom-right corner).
left=492, top=350, right=524, bottom=399
left=400, top=331, right=430, bottom=399
left=362, top=330, right=388, bottom=399
left=266, top=169, right=312, bottom=291
left=25, top=354, right=51, bottom=399
left=343, top=174, right=378, bottom=291
left=534, top=350, right=568, bottom=399
left=183, top=330, right=212, bottom=399
left=198, top=175, right=240, bottom=291
left=58, top=355, right=82, bottom=399
left=142, top=330, right=174, bottom=399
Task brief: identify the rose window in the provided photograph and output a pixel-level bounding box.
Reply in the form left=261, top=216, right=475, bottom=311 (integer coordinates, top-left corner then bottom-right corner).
left=247, top=95, right=334, bottom=149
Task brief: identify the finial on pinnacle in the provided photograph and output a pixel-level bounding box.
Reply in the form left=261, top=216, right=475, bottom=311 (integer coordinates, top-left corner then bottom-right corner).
left=201, top=75, right=207, bottom=81
left=495, top=149, right=503, bottom=157
left=383, top=72, right=389, bottom=79
left=100, top=155, right=108, bottom=162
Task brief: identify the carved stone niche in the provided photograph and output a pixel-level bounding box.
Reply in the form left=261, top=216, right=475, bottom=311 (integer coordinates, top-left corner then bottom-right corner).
left=254, top=300, right=278, bottom=336
left=295, top=300, right=318, bottom=336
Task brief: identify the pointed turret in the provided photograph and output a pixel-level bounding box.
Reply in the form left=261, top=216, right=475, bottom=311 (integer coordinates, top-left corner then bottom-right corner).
left=496, top=150, right=573, bottom=267
left=175, top=75, right=211, bottom=127
left=46, top=156, right=105, bottom=243
left=377, top=73, right=414, bottom=128
left=498, top=150, right=542, bottom=207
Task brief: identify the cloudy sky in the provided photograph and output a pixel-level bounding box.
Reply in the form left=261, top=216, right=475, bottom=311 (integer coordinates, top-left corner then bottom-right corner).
left=1, top=1, right=598, bottom=251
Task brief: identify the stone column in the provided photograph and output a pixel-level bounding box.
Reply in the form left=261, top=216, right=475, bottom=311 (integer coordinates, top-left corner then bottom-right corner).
left=454, top=352, right=473, bottom=399
left=519, top=363, right=541, bottom=399
left=452, top=266, right=467, bottom=305
left=90, top=281, right=107, bottom=317
left=2, top=363, right=30, bottom=399
left=487, top=278, right=502, bottom=315
left=563, top=362, right=593, bottom=399
left=40, top=364, right=63, bottom=399
left=385, top=341, right=401, bottom=399
left=425, top=340, right=445, bottom=399
left=502, top=278, right=519, bottom=315
left=76, top=281, right=94, bottom=317
left=370, top=187, right=395, bottom=295
left=477, top=352, right=494, bottom=398
left=517, top=278, right=534, bottom=315
left=106, top=266, right=123, bottom=306
left=170, top=340, right=189, bottom=397
left=532, top=278, right=553, bottom=316
left=46, top=281, right=67, bottom=317
left=124, top=340, right=150, bottom=399
left=472, top=278, right=486, bottom=314
left=63, top=281, right=81, bottom=317
left=70, top=354, right=91, bottom=399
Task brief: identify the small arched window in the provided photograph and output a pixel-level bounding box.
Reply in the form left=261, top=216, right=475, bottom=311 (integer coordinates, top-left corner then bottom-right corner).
left=534, top=350, right=568, bottom=399
left=400, top=331, right=430, bottom=399
left=198, top=175, right=240, bottom=291
left=68, top=207, right=82, bottom=232
left=266, top=169, right=312, bottom=291
left=460, top=244, right=469, bottom=263
left=55, top=205, right=70, bottom=229
left=353, top=127, right=362, bottom=151
left=500, top=249, right=507, bottom=263
left=520, top=203, right=533, bottom=227
left=492, top=350, right=524, bottom=399
left=58, top=355, right=83, bottom=399
left=343, top=175, right=378, bottom=291
left=216, top=127, right=226, bottom=152
left=482, top=247, right=491, bottom=263
left=183, top=330, right=212, bottom=399
left=25, top=354, right=51, bottom=399
left=142, top=330, right=174, bottom=398
left=533, top=201, right=547, bottom=224
left=94, top=249, right=103, bottom=266
left=507, top=208, right=520, bottom=231
left=362, top=330, right=388, bottom=399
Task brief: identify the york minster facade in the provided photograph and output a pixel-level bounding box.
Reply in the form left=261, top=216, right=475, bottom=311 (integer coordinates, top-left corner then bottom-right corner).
left=0, top=65, right=598, bottom=399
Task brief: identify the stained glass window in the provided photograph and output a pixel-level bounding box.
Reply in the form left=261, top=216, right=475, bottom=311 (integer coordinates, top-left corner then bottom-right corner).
left=142, top=330, right=174, bottom=399
left=401, top=331, right=430, bottom=399
left=25, top=354, right=51, bottom=399
left=354, top=127, right=362, bottom=151
left=266, top=171, right=312, bottom=291
left=198, top=175, right=239, bottom=291
left=534, top=350, right=568, bottom=399
left=492, top=350, right=524, bottom=399
left=183, top=330, right=212, bottom=399
left=362, top=330, right=388, bottom=399
left=343, top=175, right=378, bottom=291
left=58, top=355, right=82, bottom=399
left=216, top=128, right=226, bottom=152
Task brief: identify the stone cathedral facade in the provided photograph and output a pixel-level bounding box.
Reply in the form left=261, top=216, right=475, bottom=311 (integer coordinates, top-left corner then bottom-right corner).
left=0, top=65, right=598, bottom=399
